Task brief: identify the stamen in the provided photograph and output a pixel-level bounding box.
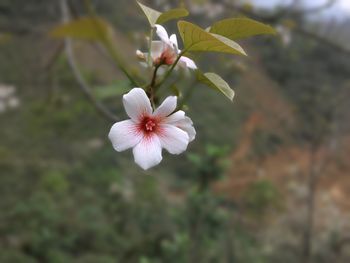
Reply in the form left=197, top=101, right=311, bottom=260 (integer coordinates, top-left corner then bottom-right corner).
left=145, top=120, right=156, bottom=131
left=140, top=116, right=158, bottom=133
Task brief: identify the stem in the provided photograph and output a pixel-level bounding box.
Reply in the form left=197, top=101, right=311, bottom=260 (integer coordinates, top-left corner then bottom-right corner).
left=60, top=0, right=119, bottom=122
left=147, top=64, right=161, bottom=109
left=155, top=50, right=186, bottom=89
left=83, top=0, right=140, bottom=87
left=102, top=38, right=140, bottom=86
left=147, top=28, right=154, bottom=67
left=150, top=64, right=160, bottom=88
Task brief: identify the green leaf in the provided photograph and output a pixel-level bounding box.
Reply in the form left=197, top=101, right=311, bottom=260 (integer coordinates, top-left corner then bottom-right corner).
left=177, top=21, right=246, bottom=56
left=196, top=71, right=235, bottom=101
left=209, top=17, right=276, bottom=41
left=137, top=2, right=189, bottom=26
left=137, top=2, right=161, bottom=27
left=50, top=17, right=112, bottom=42
left=157, top=8, right=189, bottom=24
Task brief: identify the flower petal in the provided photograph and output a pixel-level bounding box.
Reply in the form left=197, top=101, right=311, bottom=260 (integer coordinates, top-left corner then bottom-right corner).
left=169, top=34, right=178, bottom=50
left=136, top=50, right=145, bottom=60
left=179, top=56, right=197, bottom=69
left=175, top=116, right=196, bottom=142
left=158, top=124, right=189, bottom=154
left=153, top=96, right=177, bottom=118
left=139, top=61, right=149, bottom=68
left=133, top=135, right=162, bottom=170
left=123, top=88, right=152, bottom=120
left=155, top=24, right=169, bottom=43
left=108, top=120, right=142, bottom=151
left=164, top=110, right=185, bottom=123
left=150, top=41, right=165, bottom=61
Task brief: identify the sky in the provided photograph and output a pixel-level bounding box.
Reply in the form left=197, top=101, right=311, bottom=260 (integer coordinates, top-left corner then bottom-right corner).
left=250, top=0, right=350, bottom=20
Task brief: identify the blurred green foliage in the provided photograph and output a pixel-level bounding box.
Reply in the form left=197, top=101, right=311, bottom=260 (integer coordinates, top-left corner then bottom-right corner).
left=260, top=34, right=350, bottom=146
left=243, top=180, right=282, bottom=217
left=0, top=0, right=350, bottom=263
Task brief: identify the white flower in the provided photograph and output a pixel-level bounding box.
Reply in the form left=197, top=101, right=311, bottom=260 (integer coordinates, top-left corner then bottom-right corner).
left=136, top=24, right=197, bottom=70
left=108, top=88, right=196, bottom=170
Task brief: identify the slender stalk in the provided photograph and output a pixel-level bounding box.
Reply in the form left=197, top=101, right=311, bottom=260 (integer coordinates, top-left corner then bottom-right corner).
left=155, top=50, right=186, bottom=89
left=83, top=0, right=140, bottom=87
left=150, top=64, right=161, bottom=88
left=147, top=28, right=154, bottom=67
left=147, top=64, right=161, bottom=109
left=60, top=0, right=119, bottom=122
left=102, top=38, right=140, bottom=86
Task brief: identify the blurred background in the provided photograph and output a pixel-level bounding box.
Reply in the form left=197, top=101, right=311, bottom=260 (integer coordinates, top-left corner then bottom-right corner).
left=1, top=0, right=350, bottom=262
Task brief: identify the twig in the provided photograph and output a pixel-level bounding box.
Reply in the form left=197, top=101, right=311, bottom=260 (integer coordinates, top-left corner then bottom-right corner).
left=150, top=64, right=161, bottom=88
left=83, top=0, right=140, bottom=87
left=148, top=28, right=154, bottom=67
left=147, top=64, right=161, bottom=108
left=91, top=42, right=122, bottom=71
left=43, top=42, right=64, bottom=70
left=59, top=0, right=119, bottom=122
left=155, top=51, right=185, bottom=89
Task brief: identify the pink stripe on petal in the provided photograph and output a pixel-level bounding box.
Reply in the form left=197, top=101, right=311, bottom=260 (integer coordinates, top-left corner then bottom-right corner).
left=109, top=120, right=143, bottom=152
left=164, top=110, right=186, bottom=124
left=123, top=88, right=152, bottom=121
left=133, top=135, right=163, bottom=170
left=158, top=124, right=189, bottom=154
left=175, top=116, right=196, bottom=142
left=153, top=96, right=177, bottom=118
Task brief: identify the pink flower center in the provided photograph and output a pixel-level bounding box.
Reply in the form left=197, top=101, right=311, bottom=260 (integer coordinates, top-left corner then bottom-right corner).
left=139, top=116, right=159, bottom=134
left=155, top=45, right=177, bottom=66
left=145, top=120, right=156, bottom=131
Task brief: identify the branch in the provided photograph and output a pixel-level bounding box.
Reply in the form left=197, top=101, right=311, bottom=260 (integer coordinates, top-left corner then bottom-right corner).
left=155, top=51, right=185, bottom=89
left=59, top=0, right=119, bottom=122
left=91, top=42, right=126, bottom=73
left=147, top=64, right=161, bottom=108
left=82, top=0, right=140, bottom=87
